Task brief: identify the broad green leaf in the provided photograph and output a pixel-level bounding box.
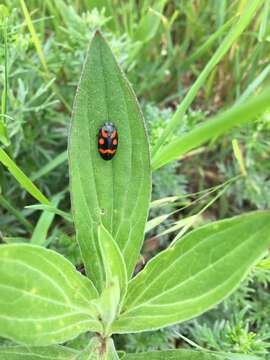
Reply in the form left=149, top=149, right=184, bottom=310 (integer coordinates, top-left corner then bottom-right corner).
left=112, top=211, right=270, bottom=333
left=69, top=31, right=151, bottom=292
left=123, top=350, right=262, bottom=360
left=0, top=345, right=78, bottom=359
left=0, top=244, right=101, bottom=345
left=0, top=148, right=50, bottom=205
left=152, top=0, right=263, bottom=158
left=123, top=349, right=262, bottom=360
left=98, top=225, right=128, bottom=300
left=151, top=86, right=270, bottom=170
left=123, top=350, right=220, bottom=359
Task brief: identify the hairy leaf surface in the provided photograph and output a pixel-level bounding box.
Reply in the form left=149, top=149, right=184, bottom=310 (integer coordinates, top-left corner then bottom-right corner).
left=69, top=32, right=151, bottom=292
left=123, top=350, right=221, bottom=359
left=98, top=225, right=127, bottom=300
left=0, top=345, right=78, bottom=359
left=0, top=244, right=101, bottom=345
left=113, top=212, right=270, bottom=332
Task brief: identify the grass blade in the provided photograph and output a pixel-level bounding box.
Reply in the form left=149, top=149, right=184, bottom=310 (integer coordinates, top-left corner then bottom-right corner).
left=0, top=148, right=50, bottom=205
left=152, top=0, right=263, bottom=159
left=151, top=85, right=270, bottom=170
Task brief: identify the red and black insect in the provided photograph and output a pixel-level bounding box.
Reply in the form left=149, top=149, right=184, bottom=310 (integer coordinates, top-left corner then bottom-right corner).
left=97, top=122, right=118, bottom=160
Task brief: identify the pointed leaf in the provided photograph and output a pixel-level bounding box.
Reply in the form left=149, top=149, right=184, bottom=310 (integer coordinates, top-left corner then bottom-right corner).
left=69, top=32, right=151, bottom=292
left=0, top=345, right=78, bottom=359
left=98, top=225, right=128, bottom=300
left=0, top=244, right=101, bottom=345
left=94, top=277, right=120, bottom=335
left=31, top=194, right=62, bottom=245
left=113, top=211, right=270, bottom=332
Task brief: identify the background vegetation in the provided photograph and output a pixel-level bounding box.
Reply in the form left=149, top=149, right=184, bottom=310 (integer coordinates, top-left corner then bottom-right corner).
left=0, top=0, right=270, bottom=357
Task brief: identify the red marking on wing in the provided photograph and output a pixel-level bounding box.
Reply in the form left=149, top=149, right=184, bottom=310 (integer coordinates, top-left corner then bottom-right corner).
left=99, top=148, right=116, bottom=155
left=101, top=129, right=108, bottom=138
left=111, top=130, right=116, bottom=138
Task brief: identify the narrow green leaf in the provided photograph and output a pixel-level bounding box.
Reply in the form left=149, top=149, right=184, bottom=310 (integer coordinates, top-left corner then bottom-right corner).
left=180, top=16, right=235, bottom=70
left=69, top=31, right=151, bottom=292
left=98, top=225, right=128, bottom=301
left=0, top=345, right=79, bottom=359
left=113, top=211, right=270, bottom=333
left=31, top=151, right=68, bottom=181
left=145, top=213, right=171, bottom=233
left=152, top=0, right=263, bottom=158
left=0, top=148, right=50, bottom=205
left=236, top=63, right=270, bottom=104
left=0, top=194, right=33, bottom=232
left=31, top=194, right=62, bottom=245
left=26, top=203, right=73, bottom=223
left=20, top=0, right=48, bottom=72
left=232, top=139, right=247, bottom=176
left=0, top=16, right=10, bottom=147
left=0, top=244, right=101, bottom=345
left=151, top=86, right=270, bottom=170
left=133, top=0, right=167, bottom=43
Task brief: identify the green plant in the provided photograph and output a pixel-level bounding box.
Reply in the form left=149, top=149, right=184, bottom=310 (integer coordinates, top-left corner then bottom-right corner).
left=0, top=28, right=270, bottom=359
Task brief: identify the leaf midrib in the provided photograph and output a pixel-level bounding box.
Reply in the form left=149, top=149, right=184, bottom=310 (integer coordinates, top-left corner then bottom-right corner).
left=124, top=220, right=243, bottom=308
left=123, top=221, right=268, bottom=313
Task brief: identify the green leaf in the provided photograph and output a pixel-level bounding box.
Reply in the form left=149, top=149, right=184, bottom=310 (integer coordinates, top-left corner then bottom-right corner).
left=0, top=148, right=50, bottom=205
left=0, top=244, right=101, bottom=345
left=0, top=345, right=79, bottom=359
left=123, top=350, right=221, bottom=359
left=112, top=211, right=270, bottom=333
left=98, top=225, right=128, bottom=301
left=31, top=194, right=62, bottom=245
left=0, top=194, right=33, bottom=232
left=152, top=0, right=263, bottom=158
left=69, top=31, right=151, bottom=292
left=78, top=337, right=120, bottom=359
left=151, top=85, right=270, bottom=170
left=123, top=350, right=262, bottom=360
left=133, top=0, right=167, bottom=43
left=31, top=151, right=68, bottom=181
left=94, top=277, right=120, bottom=336
left=26, top=203, right=73, bottom=223
left=145, top=213, right=172, bottom=233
